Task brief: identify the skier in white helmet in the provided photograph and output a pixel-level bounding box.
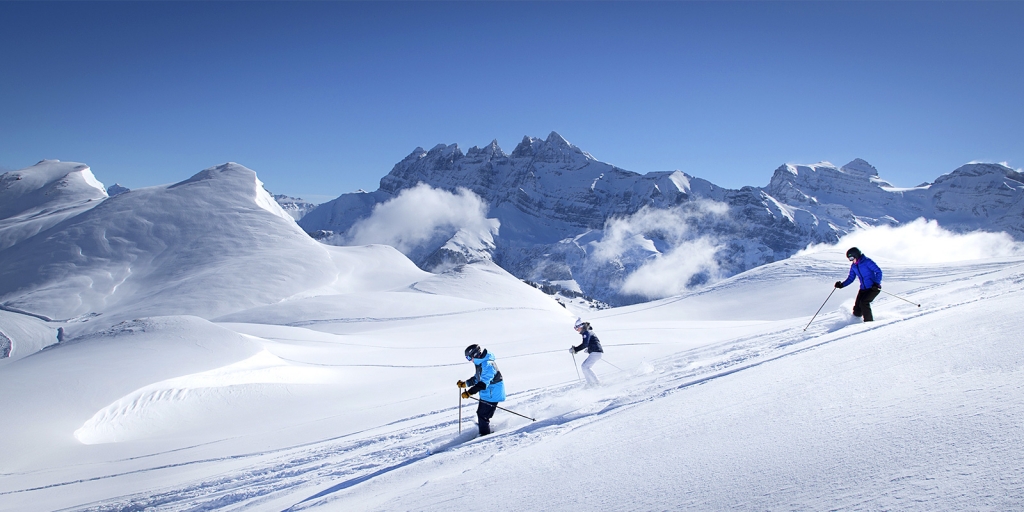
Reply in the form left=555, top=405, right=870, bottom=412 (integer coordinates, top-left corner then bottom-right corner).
left=571, top=318, right=604, bottom=386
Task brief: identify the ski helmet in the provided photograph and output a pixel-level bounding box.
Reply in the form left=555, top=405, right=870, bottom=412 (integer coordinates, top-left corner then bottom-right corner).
left=574, top=318, right=585, bottom=330
left=846, top=247, right=862, bottom=260
left=464, top=344, right=483, bottom=360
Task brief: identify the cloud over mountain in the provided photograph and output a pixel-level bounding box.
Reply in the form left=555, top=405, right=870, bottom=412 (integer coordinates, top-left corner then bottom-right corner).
left=300, top=133, right=1024, bottom=305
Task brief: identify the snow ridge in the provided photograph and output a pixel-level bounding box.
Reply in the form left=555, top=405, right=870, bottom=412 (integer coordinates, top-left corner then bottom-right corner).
left=0, top=162, right=336, bottom=332
left=0, top=160, right=108, bottom=251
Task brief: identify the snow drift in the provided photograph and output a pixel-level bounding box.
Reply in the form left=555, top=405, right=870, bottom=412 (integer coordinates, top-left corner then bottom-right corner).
left=0, top=162, right=337, bottom=332
left=0, top=159, right=107, bottom=251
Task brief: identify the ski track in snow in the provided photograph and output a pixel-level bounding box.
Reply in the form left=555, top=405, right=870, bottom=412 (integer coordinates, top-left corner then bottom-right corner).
left=6, top=261, right=1022, bottom=511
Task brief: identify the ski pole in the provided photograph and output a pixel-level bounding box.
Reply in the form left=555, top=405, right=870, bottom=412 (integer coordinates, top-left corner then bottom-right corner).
left=465, top=395, right=536, bottom=421
left=804, top=287, right=838, bottom=331
left=458, top=389, right=463, bottom=433
left=571, top=349, right=582, bottom=382
left=602, top=358, right=625, bottom=372
left=880, top=289, right=921, bottom=307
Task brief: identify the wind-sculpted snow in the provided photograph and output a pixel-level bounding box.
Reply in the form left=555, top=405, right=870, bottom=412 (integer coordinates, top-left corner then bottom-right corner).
left=75, top=350, right=335, bottom=444
left=0, top=330, right=10, bottom=359
left=0, top=160, right=107, bottom=251
left=0, top=310, right=56, bottom=362
left=0, top=162, right=336, bottom=333
left=301, top=134, right=1024, bottom=305
left=0, top=316, right=262, bottom=468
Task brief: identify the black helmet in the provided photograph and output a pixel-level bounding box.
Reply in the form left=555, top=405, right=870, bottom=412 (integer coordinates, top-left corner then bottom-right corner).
left=846, top=247, right=862, bottom=260
left=464, top=344, right=483, bottom=360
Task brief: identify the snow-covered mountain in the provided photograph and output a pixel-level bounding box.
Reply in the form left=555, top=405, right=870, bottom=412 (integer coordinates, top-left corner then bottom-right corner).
left=106, top=183, right=130, bottom=197
left=272, top=193, right=318, bottom=221
left=0, top=162, right=340, bottom=330
left=0, top=160, right=108, bottom=252
left=300, top=133, right=1024, bottom=305
left=0, top=162, right=335, bottom=359
left=765, top=159, right=1024, bottom=237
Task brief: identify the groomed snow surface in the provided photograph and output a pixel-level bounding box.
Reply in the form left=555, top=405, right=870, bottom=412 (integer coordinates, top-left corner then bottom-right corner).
left=1, top=250, right=1022, bottom=510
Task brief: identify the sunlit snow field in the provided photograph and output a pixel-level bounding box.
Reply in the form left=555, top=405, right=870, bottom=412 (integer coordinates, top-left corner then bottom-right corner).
left=1, top=162, right=1023, bottom=510
left=2, top=247, right=1023, bottom=510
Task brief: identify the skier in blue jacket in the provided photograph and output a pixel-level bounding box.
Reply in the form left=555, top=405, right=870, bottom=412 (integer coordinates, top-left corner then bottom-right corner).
left=835, top=247, right=883, bottom=322
left=457, top=344, right=505, bottom=436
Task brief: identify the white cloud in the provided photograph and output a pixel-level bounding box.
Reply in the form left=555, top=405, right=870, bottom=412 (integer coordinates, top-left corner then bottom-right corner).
left=591, top=201, right=726, bottom=264
left=590, top=200, right=728, bottom=300
left=619, top=237, right=722, bottom=299
left=343, top=184, right=494, bottom=255
left=797, top=218, right=1024, bottom=263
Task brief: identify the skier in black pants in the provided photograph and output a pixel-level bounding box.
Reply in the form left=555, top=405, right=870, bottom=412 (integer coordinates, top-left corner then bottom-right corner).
left=457, top=344, right=506, bottom=436
left=835, top=247, right=883, bottom=322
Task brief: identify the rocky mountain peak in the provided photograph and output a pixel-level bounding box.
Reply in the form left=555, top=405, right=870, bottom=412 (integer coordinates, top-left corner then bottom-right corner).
left=467, top=139, right=505, bottom=158
left=935, top=162, right=1022, bottom=185
left=511, top=135, right=541, bottom=158
left=545, top=131, right=571, bottom=147
left=510, top=132, right=593, bottom=164
left=107, top=184, right=131, bottom=197
left=840, top=158, right=879, bottom=178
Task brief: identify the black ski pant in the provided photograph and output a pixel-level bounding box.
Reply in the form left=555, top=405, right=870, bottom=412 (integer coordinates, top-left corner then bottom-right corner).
left=853, top=287, right=881, bottom=322
left=477, top=400, right=498, bottom=435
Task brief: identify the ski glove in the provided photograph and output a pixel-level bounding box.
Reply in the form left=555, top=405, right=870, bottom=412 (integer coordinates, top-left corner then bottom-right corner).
left=834, top=281, right=844, bottom=288
left=461, top=391, right=471, bottom=399
left=457, top=380, right=467, bottom=389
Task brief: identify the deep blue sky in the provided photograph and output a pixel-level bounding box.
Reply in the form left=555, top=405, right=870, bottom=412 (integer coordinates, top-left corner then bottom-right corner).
left=2, top=2, right=1021, bottom=202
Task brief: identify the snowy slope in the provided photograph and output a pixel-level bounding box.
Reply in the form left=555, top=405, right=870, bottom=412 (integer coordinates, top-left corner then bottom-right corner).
left=0, top=162, right=446, bottom=363
left=337, top=269, right=1024, bottom=511
left=0, top=160, right=107, bottom=251
left=0, top=163, right=337, bottom=337
left=1, top=221, right=1022, bottom=510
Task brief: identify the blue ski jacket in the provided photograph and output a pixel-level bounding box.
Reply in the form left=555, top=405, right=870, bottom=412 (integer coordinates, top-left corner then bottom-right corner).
left=466, top=351, right=505, bottom=403
left=841, top=256, right=883, bottom=290
left=573, top=330, right=604, bottom=354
